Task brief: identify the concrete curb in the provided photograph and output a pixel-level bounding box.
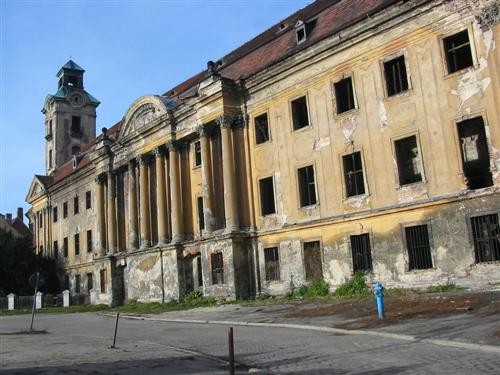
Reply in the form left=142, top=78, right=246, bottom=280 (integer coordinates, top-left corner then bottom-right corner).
left=101, top=313, right=500, bottom=354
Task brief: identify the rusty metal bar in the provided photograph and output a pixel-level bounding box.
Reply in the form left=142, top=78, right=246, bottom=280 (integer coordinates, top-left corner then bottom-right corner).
left=228, top=327, right=234, bottom=375
left=111, top=312, right=120, bottom=348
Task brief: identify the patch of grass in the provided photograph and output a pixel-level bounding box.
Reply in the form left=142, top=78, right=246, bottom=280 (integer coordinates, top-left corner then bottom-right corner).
left=426, top=282, right=466, bottom=294
left=332, top=272, right=371, bottom=298
left=0, top=304, right=109, bottom=316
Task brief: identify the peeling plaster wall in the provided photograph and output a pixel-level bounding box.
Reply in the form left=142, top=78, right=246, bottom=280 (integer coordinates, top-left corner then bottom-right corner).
left=126, top=251, right=164, bottom=302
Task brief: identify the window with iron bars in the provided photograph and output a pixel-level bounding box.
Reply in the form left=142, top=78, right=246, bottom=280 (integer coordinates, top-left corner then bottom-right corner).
left=405, top=224, right=433, bottom=270
left=350, top=233, right=373, bottom=272
left=211, top=252, right=224, bottom=285
left=470, top=214, right=500, bottom=263
left=264, top=247, right=280, bottom=281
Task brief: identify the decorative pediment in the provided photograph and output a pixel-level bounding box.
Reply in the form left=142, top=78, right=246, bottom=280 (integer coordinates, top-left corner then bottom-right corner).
left=120, top=95, right=177, bottom=139
left=25, top=175, right=52, bottom=203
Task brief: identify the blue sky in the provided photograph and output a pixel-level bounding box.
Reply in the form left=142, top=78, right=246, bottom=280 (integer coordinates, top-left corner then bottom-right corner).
left=0, top=0, right=310, bottom=219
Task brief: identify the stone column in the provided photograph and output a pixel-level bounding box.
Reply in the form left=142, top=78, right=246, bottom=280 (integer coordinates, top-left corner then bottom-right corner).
left=63, top=290, right=70, bottom=307
left=138, top=155, right=152, bottom=248
left=167, top=140, right=183, bottom=243
left=35, top=291, right=42, bottom=309
left=198, top=125, right=215, bottom=234
left=128, top=159, right=139, bottom=250
left=96, top=175, right=106, bottom=257
left=154, top=147, right=168, bottom=245
left=7, top=293, right=15, bottom=310
left=107, top=171, right=117, bottom=254
left=219, top=116, right=239, bottom=231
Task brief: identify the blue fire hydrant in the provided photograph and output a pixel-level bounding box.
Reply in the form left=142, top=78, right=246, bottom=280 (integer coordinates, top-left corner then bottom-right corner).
left=374, top=282, right=385, bottom=319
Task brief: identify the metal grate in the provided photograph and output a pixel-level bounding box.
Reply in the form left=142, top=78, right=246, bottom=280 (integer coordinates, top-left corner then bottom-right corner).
left=405, top=224, right=433, bottom=270
left=350, top=233, right=373, bottom=272
left=471, top=214, right=500, bottom=263
left=264, top=247, right=280, bottom=281
left=211, top=252, right=224, bottom=285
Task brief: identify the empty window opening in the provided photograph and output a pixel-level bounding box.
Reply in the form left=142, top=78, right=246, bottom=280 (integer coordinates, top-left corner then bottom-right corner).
left=197, top=196, right=205, bottom=232
left=351, top=233, right=373, bottom=272
left=384, top=55, right=409, bottom=96
left=38, top=212, right=43, bottom=228
left=53, top=206, right=58, bottom=223
left=444, top=30, right=473, bottom=74
left=405, top=225, right=433, bottom=270
left=63, top=237, right=68, bottom=257
left=85, top=191, right=91, bottom=209
left=74, top=196, right=79, bottom=215
left=75, top=274, right=80, bottom=294
left=395, top=135, right=423, bottom=185
left=291, top=96, right=309, bottom=130
left=87, top=273, right=93, bottom=293
left=264, top=247, right=280, bottom=281
left=343, top=151, right=365, bottom=197
left=197, top=256, right=203, bottom=287
left=255, top=113, right=270, bottom=144
left=72, top=146, right=81, bottom=155
left=87, top=230, right=93, bottom=252
left=74, top=233, right=80, bottom=256
left=457, top=117, right=492, bottom=189
left=334, top=77, right=356, bottom=114
left=49, top=149, right=53, bottom=169
left=471, top=214, right=500, bottom=263
left=259, top=176, right=276, bottom=216
left=295, top=19, right=316, bottom=44
left=298, top=165, right=317, bottom=207
left=211, top=252, right=224, bottom=285
left=194, top=141, right=202, bottom=167
left=68, top=76, right=79, bottom=87
left=71, top=116, right=81, bottom=136
left=63, top=202, right=68, bottom=218
left=100, top=269, right=107, bottom=293
left=304, top=241, right=323, bottom=282
left=53, top=240, right=58, bottom=259
left=64, top=275, right=69, bottom=290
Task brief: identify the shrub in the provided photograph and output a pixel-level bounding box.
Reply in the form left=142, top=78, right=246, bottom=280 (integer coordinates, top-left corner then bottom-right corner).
left=183, top=290, right=204, bottom=304
left=333, top=272, right=370, bottom=297
left=426, top=282, right=465, bottom=293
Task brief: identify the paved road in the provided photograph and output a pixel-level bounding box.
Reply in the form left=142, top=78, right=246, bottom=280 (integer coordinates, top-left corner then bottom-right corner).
left=1, top=312, right=499, bottom=374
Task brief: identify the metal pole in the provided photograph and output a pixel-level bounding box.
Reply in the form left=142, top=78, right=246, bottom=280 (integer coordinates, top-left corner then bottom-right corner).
left=228, top=327, right=234, bottom=375
left=111, top=312, right=120, bottom=348
left=29, top=272, right=39, bottom=331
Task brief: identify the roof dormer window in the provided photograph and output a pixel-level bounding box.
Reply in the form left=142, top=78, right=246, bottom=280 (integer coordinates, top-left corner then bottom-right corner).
left=295, top=19, right=317, bottom=45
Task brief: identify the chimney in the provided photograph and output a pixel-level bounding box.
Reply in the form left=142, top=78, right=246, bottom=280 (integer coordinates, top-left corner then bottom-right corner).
left=6, top=213, right=12, bottom=223
left=17, top=207, right=23, bottom=222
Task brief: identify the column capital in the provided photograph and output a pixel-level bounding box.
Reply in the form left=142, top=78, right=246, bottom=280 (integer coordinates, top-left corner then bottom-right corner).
left=153, top=146, right=166, bottom=157
left=95, top=174, right=106, bottom=184
left=137, top=154, right=152, bottom=165
left=128, top=157, right=137, bottom=167
left=165, top=139, right=180, bottom=151
left=216, top=113, right=245, bottom=129
left=197, top=125, right=211, bottom=138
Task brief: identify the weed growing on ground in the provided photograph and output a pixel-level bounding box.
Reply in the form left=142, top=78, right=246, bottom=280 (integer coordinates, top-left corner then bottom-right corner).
left=332, top=272, right=371, bottom=298
left=426, top=282, right=466, bottom=293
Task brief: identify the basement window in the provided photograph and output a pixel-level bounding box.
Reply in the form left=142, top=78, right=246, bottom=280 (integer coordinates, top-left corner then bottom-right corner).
left=443, top=30, right=474, bottom=74
left=470, top=214, right=500, bottom=263
left=384, top=55, right=409, bottom=97
left=194, top=141, right=202, bottom=167
left=100, top=269, right=107, bottom=293
left=63, top=237, right=68, bottom=257
left=211, top=252, right=224, bottom=285
left=350, top=233, right=373, bottom=272
left=334, top=77, right=356, bottom=114
left=457, top=117, right=492, bottom=190
left=343, top=151, right=365, bottom=197
left=255, top=113, right=270, bottom=144
left=405, top=224, right=433, bottom=270
left=297, top=165, right=317, bottom=207
left=87, top=230, right=93, bottom=252
left=197, top=196, right=205, bottom=232
left=395, top=135, right=423, bottom=185
left=259, top=176, right=276, bottom=216
left=291, top=96, right=309, bottom=131
left=304, top=241, right=323, bottom=282
left=74, top=233, right=80, bottom=256
left=264, top=247, right=280, bottom=281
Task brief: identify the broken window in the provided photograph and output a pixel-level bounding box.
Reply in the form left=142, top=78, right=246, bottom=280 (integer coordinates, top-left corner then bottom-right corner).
left=75, top=274, right=80, bottom=294
left=63, top=237, right=68, bottom=257
left=71, top=116, right=81, bottom=136
left=211, top=252, right=224, bottom=285
left=197, top=196, right=205, bottom=232
left=63, top=201, right=68, bottom=218
left=87, top=230, right=92, bottom=252
left=264, top=247, right=280, bottom=281
left=457, top=117, right=492, bottom=189
left=395, top=135, right=423, bottom=185
left=74, top=196, right=79, bottom=215
left=291, top=96, right=309, bottom=130
left=351, top=233, right=373, bottom=272
left=53, top=206, right=58, bottom=223
left=471, top=214, right=500, bottom=263
left=100, top=269, right=107, bottom=293
left=343, top=151, right=365, bottom=197
left=53, top=240, right=58, bottom=259
left=74, top=233, right=80, bottom=256
left=255, top=113, right=270, bottom=144
left=303, top=241, right=323, bottom=282
left=85, top=191, right=91, bottom=209
left=298, top=165, right=317, bottom=207
left=444, top=30, right=473, bottom=74
left=194, top=141, right=202, bottom=167
left=384, top=55, right=408, bottom=96
left=405, top=224, right=433, bottom=270
left=334, top=77, right=356, bottom=114
left=259, top=176, right=276, bottom=216
left=87, top=273, right=93, bottom=293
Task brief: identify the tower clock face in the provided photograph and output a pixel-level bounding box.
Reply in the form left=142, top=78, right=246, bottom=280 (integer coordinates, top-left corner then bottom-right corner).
left=70, top=93, right=84, bottom=107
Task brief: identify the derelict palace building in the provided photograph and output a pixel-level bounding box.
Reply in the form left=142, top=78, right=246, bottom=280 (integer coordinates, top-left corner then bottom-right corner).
left=27, top=0, right=499, bottom=305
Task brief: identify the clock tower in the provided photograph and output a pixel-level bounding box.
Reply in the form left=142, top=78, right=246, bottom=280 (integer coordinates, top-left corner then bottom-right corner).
left=42, top=60, right=100, bottom=175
